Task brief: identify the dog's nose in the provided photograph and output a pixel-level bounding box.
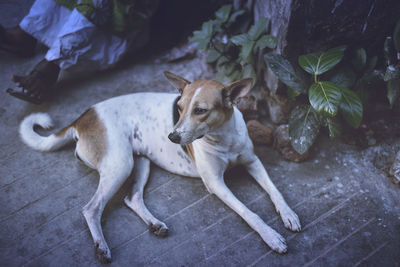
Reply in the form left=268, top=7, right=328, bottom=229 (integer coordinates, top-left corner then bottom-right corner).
left=168, top=132, right=181, bottom=144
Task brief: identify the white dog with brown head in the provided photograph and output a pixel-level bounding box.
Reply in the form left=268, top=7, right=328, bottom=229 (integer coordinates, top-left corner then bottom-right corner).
left=19, top=71, right=301, bottom=263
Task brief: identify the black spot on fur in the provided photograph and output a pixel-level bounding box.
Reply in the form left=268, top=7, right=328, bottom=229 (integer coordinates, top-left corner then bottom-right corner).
left=173, top=96, right=181, bottom=126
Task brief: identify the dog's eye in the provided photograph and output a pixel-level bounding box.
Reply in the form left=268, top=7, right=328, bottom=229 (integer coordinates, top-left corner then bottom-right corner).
left=193, top=107, right=208, bottom=115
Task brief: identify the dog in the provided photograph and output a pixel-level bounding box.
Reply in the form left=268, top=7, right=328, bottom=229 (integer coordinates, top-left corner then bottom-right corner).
left=19, top=71, right=301, bottom=263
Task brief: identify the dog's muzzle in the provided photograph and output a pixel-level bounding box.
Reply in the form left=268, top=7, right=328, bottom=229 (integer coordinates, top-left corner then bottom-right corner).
left=168, top=131, right=181, bottom=144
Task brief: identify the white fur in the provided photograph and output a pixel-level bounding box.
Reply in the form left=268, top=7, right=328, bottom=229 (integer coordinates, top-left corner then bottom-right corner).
left=19, top=113, right=74, bottom=151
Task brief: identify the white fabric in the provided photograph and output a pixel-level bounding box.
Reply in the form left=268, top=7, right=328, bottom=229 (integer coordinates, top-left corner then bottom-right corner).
left=19, top=0, right=128, bottom=71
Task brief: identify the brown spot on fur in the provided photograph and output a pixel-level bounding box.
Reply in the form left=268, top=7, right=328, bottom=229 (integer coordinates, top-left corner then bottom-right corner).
left=72, top=108, right=106, bottom=168
left=184, top=144, right=195, bottom=162
left=55, top=123, right=72, bottom=138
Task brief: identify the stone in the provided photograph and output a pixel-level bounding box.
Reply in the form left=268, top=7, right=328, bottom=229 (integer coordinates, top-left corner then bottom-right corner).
left=265, top=94, right=292, bottom=124
left=246, top=120, right=273, bottom=145
left=163, top=43, right=197, bottom=63
left=274, top=124, right=291, bottom=147
left=236, top=95, right=258, bottom=121
left=389, top=151, right=400, bottom=186
left=274, top=124, right=309, bottom=162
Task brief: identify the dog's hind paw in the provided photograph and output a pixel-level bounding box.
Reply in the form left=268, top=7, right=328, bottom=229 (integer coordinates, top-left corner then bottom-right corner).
left=94, top=242, right=112, bottom=264
left=149, top=222, right=169, bottom=237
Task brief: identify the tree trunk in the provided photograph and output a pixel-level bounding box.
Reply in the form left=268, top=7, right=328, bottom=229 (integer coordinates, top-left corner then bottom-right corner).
left=250, top=0, right=400, bottom=94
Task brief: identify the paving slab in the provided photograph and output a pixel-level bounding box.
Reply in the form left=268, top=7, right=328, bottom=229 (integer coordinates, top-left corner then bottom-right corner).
left=1, top=1, right=400, bottom=267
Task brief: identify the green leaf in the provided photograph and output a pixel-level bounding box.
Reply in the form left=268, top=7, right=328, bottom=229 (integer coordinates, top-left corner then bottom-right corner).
left=216, top=70, right=226, bottom=83
left=289, top=105, right=321, bottom=154
left=393, top=19, right=400, bottom=52
left=354, top=70, right=383, bottom=106
left=264, top=53, right=309, bottom=94
left=217, top=55, right=229, bottom=66
left=351, top=48, right=367, bottom=73
left=254, top=34, right=277, bottom=51
left=339, top=87, right=363, bottom=128
left=228, top=9, right=246, bottom=24
left=242, top=63, right=257, bottom=84
left=248, top=18, right=268, bottom=40
left=387, top=79, right=400, bottom=108
left=239, top=40, right=255, bottom=62
left=215, top=5, right=232, bottom=23
left=231, top=33, right=250, bottom=46
left=328, top=66, right=357, bottom=88
left=287, top=87, right=301, bottom=100
left=325, top=117, right=342, bottom=139
left=222, top=62, right=236, bottom=76
left=365, top=56, right=377, bottom=73
left=206, top=49, right=220, bottom=63
left=189, top=21, right=214, bottom=50
left=202, top=20, right=214, bottom=38
left=298, top=45, right=347, bottom=75
left=189, top=32, right=208, bottom=50
left=228, top=70, right=241, bottom=82
left=308, top=81, right=342, bottom=116
left=212, top=40, right=226, bottom=53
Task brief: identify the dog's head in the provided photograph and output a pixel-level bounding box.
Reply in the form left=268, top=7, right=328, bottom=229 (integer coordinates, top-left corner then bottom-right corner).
left=164, top=71, right=252, bottom=145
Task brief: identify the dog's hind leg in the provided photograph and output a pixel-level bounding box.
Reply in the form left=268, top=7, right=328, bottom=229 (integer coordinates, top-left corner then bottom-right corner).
left=124, top=156, right=169, bottom=237
left=245, top=157, right=301, bottom=232
left=82, top=150, right=134, bottom=264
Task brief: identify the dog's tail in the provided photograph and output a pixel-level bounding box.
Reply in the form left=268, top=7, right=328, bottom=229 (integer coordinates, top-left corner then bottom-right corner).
left=19, top=113, right=75, bottom=152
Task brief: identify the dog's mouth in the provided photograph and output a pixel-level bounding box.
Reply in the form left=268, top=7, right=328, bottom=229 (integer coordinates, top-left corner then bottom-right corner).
left=179, top=135, right=204, bottom=146
left=168, top=131, right=205, bottom=145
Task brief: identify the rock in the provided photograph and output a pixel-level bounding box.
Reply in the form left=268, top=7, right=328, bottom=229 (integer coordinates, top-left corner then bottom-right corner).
left=389, top=151, right=400, bottom=186
left=246, top=120, right=273, bottom=145
left=237, top=95, right=258, bottom=121
left=265, top=94, right=291, bottom=124
left=341, top=123, right=376, bottom=148
left=163, top=43, right=197, bottom=63
left=274, top=125, right=291, bottom=147
left=274, top=124, right=309, bottom=162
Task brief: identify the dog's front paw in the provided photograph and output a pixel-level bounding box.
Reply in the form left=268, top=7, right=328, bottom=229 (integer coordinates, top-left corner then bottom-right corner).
left=279, top=207, right=301, bottom=232
left=149, top=222, right=169, bottom=237
left=261, top=227, right=287, bottom=254
left=94, top=241, right=112, bottom=264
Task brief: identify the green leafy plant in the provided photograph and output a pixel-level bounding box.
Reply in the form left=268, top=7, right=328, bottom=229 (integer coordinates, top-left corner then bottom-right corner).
left=383, top=19, right=400, bottom=108
left=264, top=46, right=373, bottom=154
left=189, top=4, right=277, bottom=86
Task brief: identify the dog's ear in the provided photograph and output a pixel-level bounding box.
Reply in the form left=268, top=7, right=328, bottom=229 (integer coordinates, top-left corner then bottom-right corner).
left=223, top=78, right=253, bottom=106
left=164, top=71, right=191, bottom=94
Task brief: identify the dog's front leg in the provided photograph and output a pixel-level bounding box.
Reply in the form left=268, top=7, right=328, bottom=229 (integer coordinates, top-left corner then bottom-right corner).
left=197, top=159, right=288, bottom=253
left=245, top=157, right=301, bottom=232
